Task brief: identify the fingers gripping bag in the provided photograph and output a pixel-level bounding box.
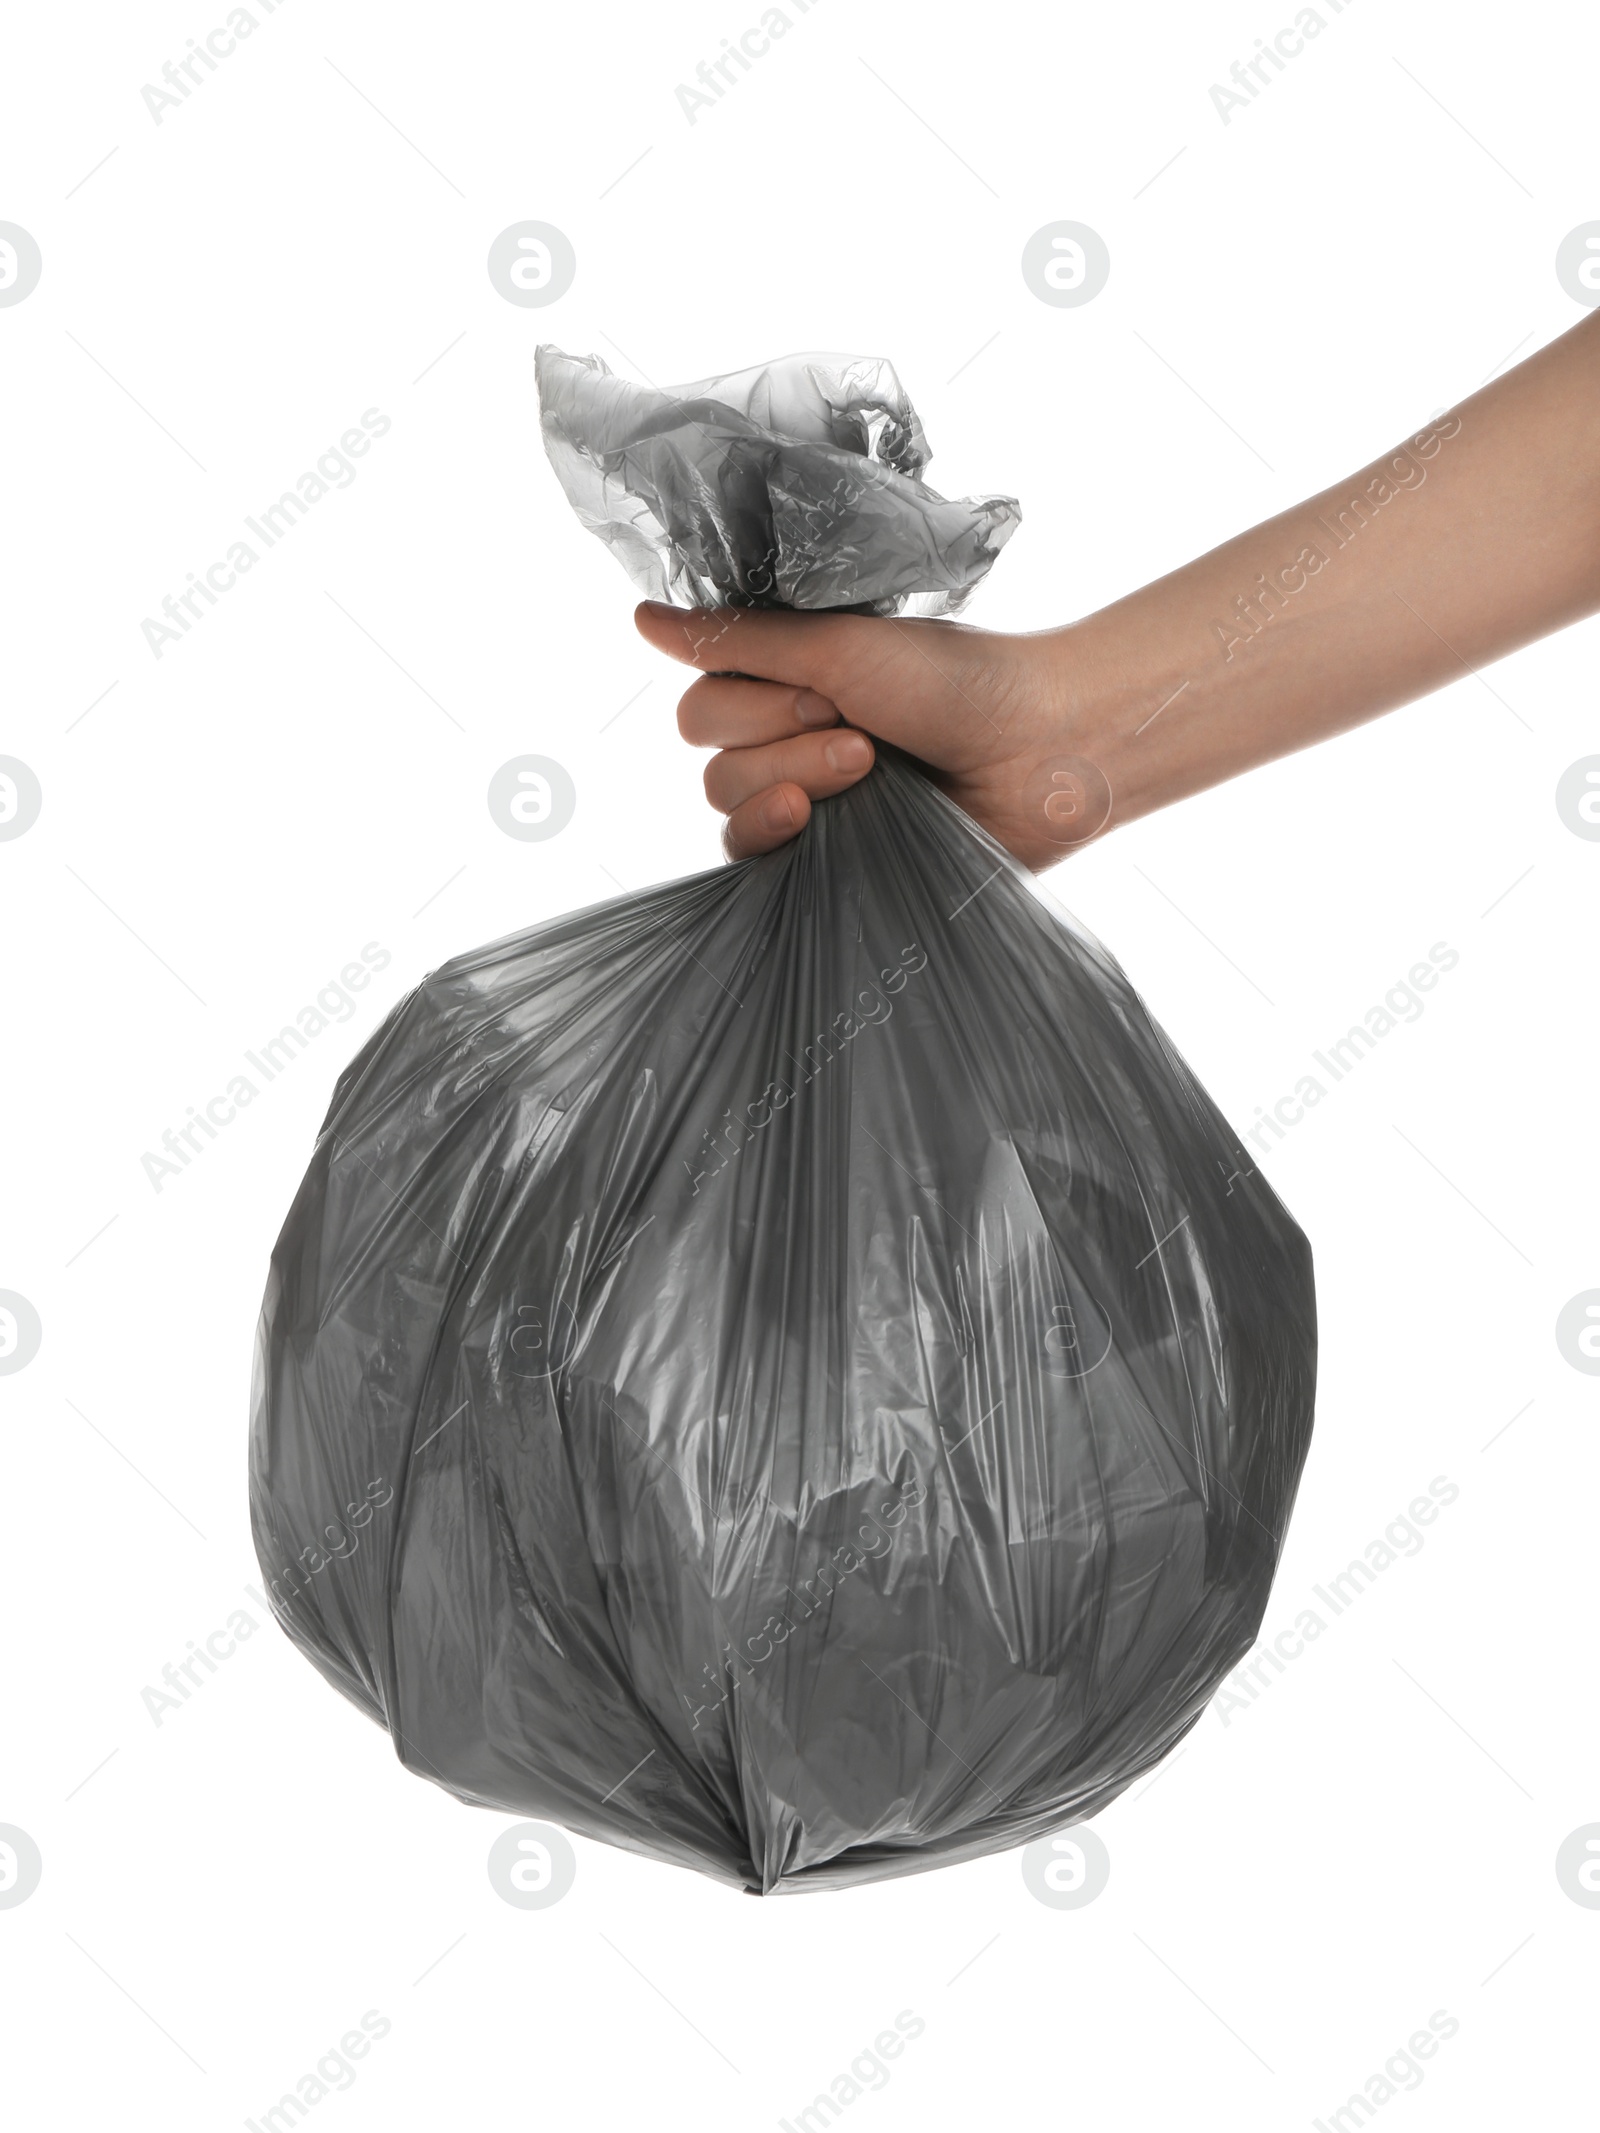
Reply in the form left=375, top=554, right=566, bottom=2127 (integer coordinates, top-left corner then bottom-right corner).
left=249, top=346, right=1317, bottom=1894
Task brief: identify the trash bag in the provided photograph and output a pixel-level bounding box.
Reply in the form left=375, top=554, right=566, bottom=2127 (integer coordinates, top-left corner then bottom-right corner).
left=249, top=346, right=1316, bottom=1894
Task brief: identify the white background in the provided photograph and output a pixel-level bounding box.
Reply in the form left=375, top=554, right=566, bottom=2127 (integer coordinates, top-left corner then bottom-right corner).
left=2, top=0, right=1596, bottom=2125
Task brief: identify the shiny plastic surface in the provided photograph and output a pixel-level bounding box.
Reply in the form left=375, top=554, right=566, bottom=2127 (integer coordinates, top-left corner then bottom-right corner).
left=534, top=344, right=1021, bottom=615
left=250, top=348, right=1315, bottom=1892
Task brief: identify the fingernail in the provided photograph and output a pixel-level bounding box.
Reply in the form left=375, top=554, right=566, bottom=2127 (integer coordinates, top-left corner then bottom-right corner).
left=637, top=600, right=676, bottom=618
left=795, top=689, right=835, bottom=728
left=825, top=733, right=871, bottom=773
left=758, top=790, right=796, bottom=833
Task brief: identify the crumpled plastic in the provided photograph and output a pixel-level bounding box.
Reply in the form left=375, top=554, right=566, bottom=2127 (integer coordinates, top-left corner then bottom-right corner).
left=533, top=344, right=1021, bottom=615
left=249, top=346, right=1316, bottom=1893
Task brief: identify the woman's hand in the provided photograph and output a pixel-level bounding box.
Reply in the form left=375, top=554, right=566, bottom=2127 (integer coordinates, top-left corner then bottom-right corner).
left=633, top=601, right=1091, bottom=869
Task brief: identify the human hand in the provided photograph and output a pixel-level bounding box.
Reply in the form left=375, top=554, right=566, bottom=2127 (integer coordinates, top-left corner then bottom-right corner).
left=634, top=600, right=1090, bottom=870
left=637, top=313, right=1600, bottom=873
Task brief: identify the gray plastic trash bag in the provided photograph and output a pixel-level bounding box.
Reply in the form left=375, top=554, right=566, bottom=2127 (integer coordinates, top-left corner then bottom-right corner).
left=249, top=347, right=1315, bottom=1893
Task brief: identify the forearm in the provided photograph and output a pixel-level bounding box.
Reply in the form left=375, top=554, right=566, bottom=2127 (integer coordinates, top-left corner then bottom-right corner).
left=1067, top=311, right=1600, bottom=826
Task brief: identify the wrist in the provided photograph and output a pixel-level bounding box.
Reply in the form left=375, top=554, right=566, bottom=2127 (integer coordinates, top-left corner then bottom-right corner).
left=1035, top=611, right=1199, bottom=842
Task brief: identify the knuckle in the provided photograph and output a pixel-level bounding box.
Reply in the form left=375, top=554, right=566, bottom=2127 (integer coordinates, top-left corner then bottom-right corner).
left=689, top=611, right=740, bottom=671
left=763, top=742, right=796, bottom=790
left=702, top=755, right=729, bottom=810
left=677, top=676, right=718, bottom=742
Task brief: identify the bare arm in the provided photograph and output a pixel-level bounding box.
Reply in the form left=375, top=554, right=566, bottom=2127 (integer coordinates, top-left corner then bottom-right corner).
left=636, top=311, right=1600, bottom=868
